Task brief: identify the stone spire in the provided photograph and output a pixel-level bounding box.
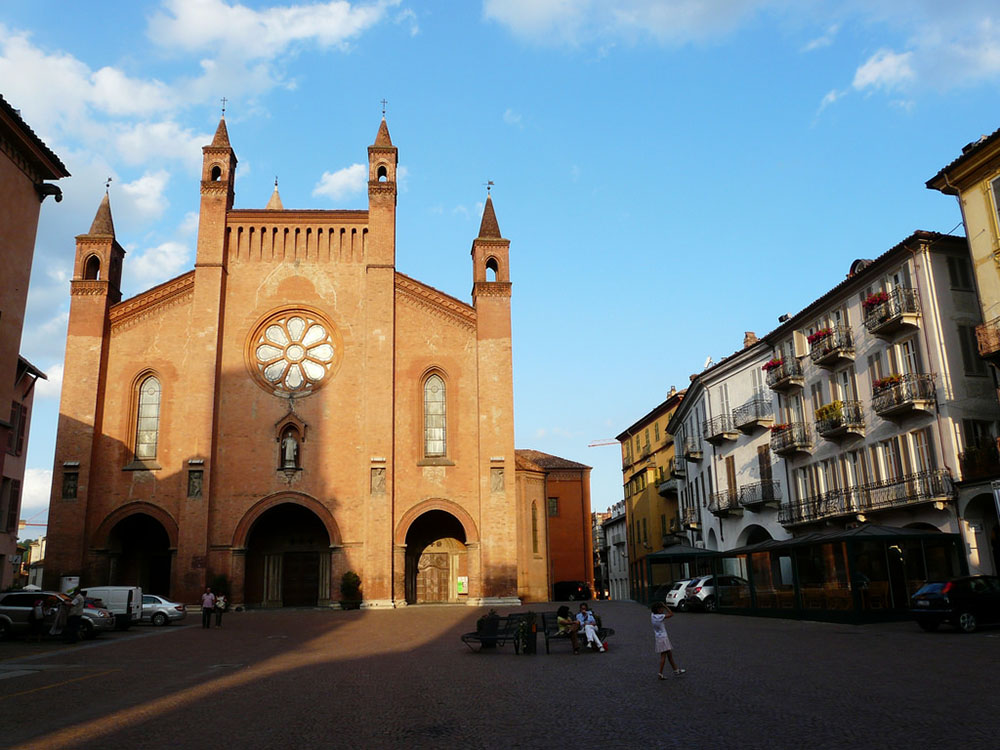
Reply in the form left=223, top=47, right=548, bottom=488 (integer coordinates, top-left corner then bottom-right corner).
left=88, top=192, right=115, bottom=236
left=266, top=178, right=283, bottom=210
left=478, top=195, right=501, bottom=239
left=211, top=116, right=231, bottom=148
left=374, top=117, right=392, bottom=147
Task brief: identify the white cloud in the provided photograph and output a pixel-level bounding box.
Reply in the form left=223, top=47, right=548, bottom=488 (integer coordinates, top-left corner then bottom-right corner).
left=801, top=23, right=839, bottom=52
left=395, top=8, right=419, bottom=36
left=148, top=0, right=398, bottom=59
left=179, top=211, right=200, bottom=236
left=817, top=88, right=846, bottom=112
left=19, top=468, right=53, bottom=531
left=121, top=170, right=171, bottom=220
left=313, top=163, right=367, bottom=200
left=34, top=364, right=63, bottom=400
left=114, top=121, right=211, bottom=171
left=126, top=241, right=193, bottom=288
left=852, top=49, right=914, bottom=92
left=503, top=108, right=523, bottom=128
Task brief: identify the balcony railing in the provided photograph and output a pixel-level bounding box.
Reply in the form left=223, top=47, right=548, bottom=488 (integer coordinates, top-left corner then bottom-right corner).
left=976, top=316, right=1000, bottom=363
left=765, top=358, right=804, bottom=391
left=682, top=505, right=699, bottom=529
left=770, top=422, right=813, bottom=455
left=733, top=398, right=774, bottom=433
left=815, top=400, right=865, bottom=440
left=959, top=441, right=1000, bottom=482
left=703, top=414, right=738, bottom=444
left=739, top=479, right=781, bottom=510
left=709, top=490, right=742, bottom=517
left=683, top=437, right=703, bottom=462
left=778, top=469, right=953, bottom=526
left=657, top=477, right=679, bottom=497
left=809, top=325, right=855, bottom=368
left=863, top=287, right=920, bottom=336
left=872, top=373, right=935, bottom=417
left=670, top=456, right=686, bottom=478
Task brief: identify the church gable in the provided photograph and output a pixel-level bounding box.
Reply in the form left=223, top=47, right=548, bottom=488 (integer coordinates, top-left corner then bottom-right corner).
left=109, top=271, right=195, bottom=334
left=395, top=272, right=476, bottom=331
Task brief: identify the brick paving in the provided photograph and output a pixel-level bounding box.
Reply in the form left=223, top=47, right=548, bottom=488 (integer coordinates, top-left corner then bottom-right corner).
left=0, top=602, right=998, bottom=749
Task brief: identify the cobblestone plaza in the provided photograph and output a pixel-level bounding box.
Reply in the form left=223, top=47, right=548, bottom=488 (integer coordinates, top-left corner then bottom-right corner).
left=1, top=602, right=997, bottom=749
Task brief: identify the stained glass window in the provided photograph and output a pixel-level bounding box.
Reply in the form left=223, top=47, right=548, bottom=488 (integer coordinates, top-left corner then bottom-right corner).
left=135, top=377, right=161, bottom=460
left=423, top=374, right=446, bottom=457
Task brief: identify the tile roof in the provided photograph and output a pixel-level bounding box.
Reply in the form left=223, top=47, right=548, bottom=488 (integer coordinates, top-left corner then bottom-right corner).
left=478, top=195, right=502, bottom=238
left=514, top=449, right=591, bottom=471
left=926, top=124, right=1000, bottom=190
left=0, top=93, right=69, bottom=179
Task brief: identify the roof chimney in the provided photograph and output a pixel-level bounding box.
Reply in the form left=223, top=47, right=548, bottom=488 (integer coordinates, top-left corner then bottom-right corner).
left=743, top=331, right=758, bottom=348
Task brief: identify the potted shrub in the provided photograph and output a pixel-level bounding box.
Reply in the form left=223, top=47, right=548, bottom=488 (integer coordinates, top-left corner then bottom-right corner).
left=340, top=571, right=362, bottom=610
left=476, top=608, right=500, bottom=648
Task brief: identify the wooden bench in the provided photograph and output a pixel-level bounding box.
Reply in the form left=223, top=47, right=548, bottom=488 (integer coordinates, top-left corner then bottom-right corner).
left=540, top=611, right=614, bottom=654
left=460, top=614, right=524, bottom=653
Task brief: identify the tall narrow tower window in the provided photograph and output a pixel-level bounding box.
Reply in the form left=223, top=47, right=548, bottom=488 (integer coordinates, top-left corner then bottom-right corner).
left=377, top=165, right=388, bottom=182
left=84, top=255, right=101, bottom=280
left=135, top=376, right=161, bottom=460
left=423, top=374, right=446, bottom=457
left=486, top=257, right=499, bottom=282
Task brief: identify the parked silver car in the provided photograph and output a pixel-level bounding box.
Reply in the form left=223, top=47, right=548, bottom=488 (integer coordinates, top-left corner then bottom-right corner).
left=141, top=594, right=187, bottom=626
left=0, top=590, right=113, bottom=639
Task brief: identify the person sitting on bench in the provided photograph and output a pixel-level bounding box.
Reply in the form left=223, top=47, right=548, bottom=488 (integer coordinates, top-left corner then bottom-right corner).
left=556, top=605, right=581, bottom=654
left=577, top=603, right=605, bottom=652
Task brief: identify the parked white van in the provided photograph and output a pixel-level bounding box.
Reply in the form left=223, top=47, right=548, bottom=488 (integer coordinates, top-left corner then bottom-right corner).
left=81, top=586, right=142, bottom=630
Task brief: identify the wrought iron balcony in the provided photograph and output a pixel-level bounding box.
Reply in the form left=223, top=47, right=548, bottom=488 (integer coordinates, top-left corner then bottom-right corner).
left=809, top=325, right=855, bottom=368
left=682, top=505, right=699, bottom=530
left=732, top=398, right=774, bottom=433
left=703, top=414, right=738, bottom=444
left=872, top=373, right=935, bottom=418
left=778, top=469, right=953, bottom=526
left=670, top=456, right=686, bottom=478
left=976, top=316, right=1000, bottom=364
left=657, top=477, right=679, bottom=497
left=683, top=437, right=703, bottom=462
left=863, top=287, right=920, bottom=336
left=739, top=479, right=781, bottom=510
left=764, top=358, right=804, bottom=392
left=770, top=422, right=813, bottom=455
left=815, top=400, right=865, bottom=440
left=959, top=441, right=1000, bottom=483
left=709, top=489, right=742, bottom=517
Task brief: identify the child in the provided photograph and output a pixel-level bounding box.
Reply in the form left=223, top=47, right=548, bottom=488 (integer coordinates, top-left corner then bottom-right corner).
left=651, top=601, right=686, bottom=679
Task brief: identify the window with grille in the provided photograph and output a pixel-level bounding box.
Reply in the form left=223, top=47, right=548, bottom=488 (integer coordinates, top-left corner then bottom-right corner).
left=423, top=374, right=446, bottom=457
left=135, top=377, right=161, bottom=460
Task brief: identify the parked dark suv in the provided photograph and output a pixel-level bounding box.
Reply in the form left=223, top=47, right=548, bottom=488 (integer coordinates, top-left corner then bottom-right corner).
left=911, top=575, right=1000, bottom=633
left=553, top=581, right=592, bottom=601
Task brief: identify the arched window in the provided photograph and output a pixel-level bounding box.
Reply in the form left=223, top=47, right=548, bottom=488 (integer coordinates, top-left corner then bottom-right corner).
left=531, top=502, right=539, bottom=554
left=84, top=255, right=101, bottom=280
left=211, top=165, right=222, bottom=181
left=423, top=374, right=446, bottom=457
left=135, top=376, right=161, bottom=460
left=377, top=165, right=388, bottom=182
left=486, top=257, right=499, bottom=282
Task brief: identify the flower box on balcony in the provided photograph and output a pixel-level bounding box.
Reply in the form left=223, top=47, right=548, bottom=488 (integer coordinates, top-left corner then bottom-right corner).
left=809, top=326, right=854, bottom=368
left=765, top=358, right=804, bottom=392
left=862, top=291, right=889, bottom=310
left=863, top=287, right=920, bottom=336
left=872, top=373, right=935, bottom=418
left=770, top=422, right=812, bottom=455
left=815, top=400, right=865, bottom=440
left=806, top=328, right=833, bottom=345
left=761, top=358, right=784, bottom=372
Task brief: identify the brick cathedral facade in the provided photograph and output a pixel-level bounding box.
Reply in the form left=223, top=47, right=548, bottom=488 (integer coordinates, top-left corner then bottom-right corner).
left=45, top=117, right=549, bottom=606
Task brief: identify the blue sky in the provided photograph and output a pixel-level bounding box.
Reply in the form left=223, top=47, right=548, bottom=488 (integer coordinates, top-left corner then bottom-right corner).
left=6, top=0, right=1000, bottom=537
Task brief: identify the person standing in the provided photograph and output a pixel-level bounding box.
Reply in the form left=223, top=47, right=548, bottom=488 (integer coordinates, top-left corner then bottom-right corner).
left=215, top=592, right=227, bottom=628
left=201, top=587, right=216, bottom=629
left=28, top=598, right=45, bottom=642
left=65, top=588, right=85, bottom=644
left=651, top=601, right=686, bottom=679
left=576, top=603, right=605, bottom=652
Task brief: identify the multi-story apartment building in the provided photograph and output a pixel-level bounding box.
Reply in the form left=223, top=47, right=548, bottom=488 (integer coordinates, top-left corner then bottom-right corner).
left=928, top=130, right=1000, bottom=574
left=616, top=387, right=684, bottom=598
left=602, top=501, right=629, bottom=600
left=668, top=231, right=999, bottom=575
left=668, top=334, right=789, bottom=553
left=591, top=509, right=610, bottom=598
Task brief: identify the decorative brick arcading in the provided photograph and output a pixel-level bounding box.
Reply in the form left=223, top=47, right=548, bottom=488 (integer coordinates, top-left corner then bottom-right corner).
left=473, top=281, right=512, bottom=298
left=109, top=272, right=195, bottom=332
left=70, top=280, right=108, bottom=296
left=395, top=273, right=476, bottom=329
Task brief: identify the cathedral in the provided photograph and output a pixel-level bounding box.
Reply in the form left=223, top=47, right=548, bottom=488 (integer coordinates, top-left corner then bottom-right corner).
left=45, top=117, right=552, bottom=606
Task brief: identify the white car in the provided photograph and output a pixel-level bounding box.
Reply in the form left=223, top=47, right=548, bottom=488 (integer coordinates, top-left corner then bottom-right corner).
left=665, top=579, right=697, bottom=611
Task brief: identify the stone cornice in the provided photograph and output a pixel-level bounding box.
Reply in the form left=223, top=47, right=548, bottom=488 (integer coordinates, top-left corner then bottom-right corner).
left=472, top=281, right=512, bottom=298
left=395, top=273, right=476, bottom=329
left=109, top=271, right=195, bottom=332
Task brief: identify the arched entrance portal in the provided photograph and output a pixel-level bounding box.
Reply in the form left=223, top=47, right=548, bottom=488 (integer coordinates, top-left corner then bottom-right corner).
left=107, top=514, right=171, bottom=595
left=964, top=493, right=1000, bottom=575
left=245, top=503, right=331, bottom=607
left=737, top=524, right=773, bottom=547
left=405, top=510, right=468, bottom=604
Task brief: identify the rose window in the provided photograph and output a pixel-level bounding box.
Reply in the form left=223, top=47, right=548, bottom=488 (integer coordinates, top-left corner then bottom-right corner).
left=248, top=309, right=341, bottom=395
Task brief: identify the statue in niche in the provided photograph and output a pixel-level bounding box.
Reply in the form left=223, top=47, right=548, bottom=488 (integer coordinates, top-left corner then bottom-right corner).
left=281, top=429, right=299, bottom=469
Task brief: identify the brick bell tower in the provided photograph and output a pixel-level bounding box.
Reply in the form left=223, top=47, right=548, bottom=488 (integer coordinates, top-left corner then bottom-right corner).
left=471, top=195, right=518, bottom=603
left=44, top=192, right=124, bottom=588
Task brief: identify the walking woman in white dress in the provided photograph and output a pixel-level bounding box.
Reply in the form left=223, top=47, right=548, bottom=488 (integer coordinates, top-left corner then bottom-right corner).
left=651, top=601, right=686, bottom=679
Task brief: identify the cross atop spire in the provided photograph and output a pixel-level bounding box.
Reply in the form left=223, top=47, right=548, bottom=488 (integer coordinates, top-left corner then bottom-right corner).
left=380, top=98, right=387, bottom=116
left=221, top=96, right=227, bottom=116
left=483, top=180, right=494, bottom=195
left=105, top=176, right=113, bottom=192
